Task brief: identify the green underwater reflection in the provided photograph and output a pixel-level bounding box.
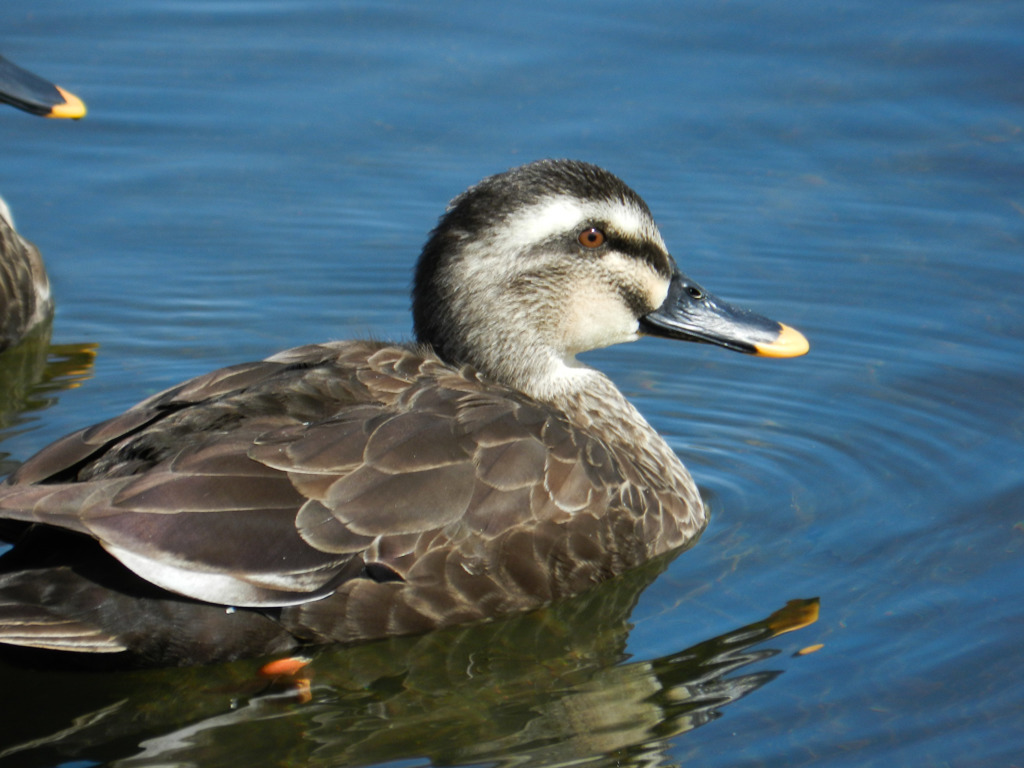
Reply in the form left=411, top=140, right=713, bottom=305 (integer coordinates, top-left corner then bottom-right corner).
left=0, top=323, right=97, bottom=476
left=0, top=553, right=819, bottom=768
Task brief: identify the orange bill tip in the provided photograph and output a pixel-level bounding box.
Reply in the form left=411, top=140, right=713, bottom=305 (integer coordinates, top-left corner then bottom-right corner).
left=754, top=322, right=810, bottom=358
left=48, top=86, right=87, bottom=119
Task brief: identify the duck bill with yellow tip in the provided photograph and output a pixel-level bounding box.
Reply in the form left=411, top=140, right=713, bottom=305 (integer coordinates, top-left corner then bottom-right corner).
left=0, top=54, right=86, bottom=119
left=639, top=270, right=809, bottom=358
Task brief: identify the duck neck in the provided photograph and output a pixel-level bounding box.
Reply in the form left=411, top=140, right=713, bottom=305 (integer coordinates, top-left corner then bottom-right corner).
left=429, top=316, right=691, bottom=486
left=517, top=359, right=691, bottom=486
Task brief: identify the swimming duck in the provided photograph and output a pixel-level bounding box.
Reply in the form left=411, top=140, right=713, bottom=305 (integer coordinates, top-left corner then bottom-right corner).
left=0, top=160, right=807, bottom=667
left=0, top=54, right=86, bottom=119
left=0, top=54, right=84, bottom=350
left=0, top=198, right=52, bottom=352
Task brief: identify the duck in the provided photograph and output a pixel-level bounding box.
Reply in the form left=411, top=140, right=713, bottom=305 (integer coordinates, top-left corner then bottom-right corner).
left=0, top=54, right=86, bottom=119
left=0, top=198, right=52, bottom=352
left=0, top=159, right=808, bottom=667
left=1, top=54, right=85, bottom=351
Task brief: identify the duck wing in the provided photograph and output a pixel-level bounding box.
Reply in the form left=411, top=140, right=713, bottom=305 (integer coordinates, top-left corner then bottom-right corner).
left=0, top=348, right=374, bottom=607
left=0, top=342, right=634, bottom=618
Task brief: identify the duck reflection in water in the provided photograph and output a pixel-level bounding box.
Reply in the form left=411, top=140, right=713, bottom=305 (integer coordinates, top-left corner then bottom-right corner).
left=0, top=552, right=820, bottom=768
left=0, top=335, right=98, bottom=475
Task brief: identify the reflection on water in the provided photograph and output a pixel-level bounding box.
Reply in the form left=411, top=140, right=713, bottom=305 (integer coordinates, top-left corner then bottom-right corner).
left=0, top=554, right=818, bottom=768
left=0, top=327, right=97, bottom=475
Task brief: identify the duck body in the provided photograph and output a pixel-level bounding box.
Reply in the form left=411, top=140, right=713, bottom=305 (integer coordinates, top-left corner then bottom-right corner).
left=0, top=160, right=807, bottom=666
left=0, top=199, right=53, bottom=352
left=0, top=340, right=699, bottom=665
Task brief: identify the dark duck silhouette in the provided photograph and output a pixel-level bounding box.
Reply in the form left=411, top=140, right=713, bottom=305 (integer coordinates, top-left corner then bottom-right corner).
left=0, top=160, right=808, bottom=666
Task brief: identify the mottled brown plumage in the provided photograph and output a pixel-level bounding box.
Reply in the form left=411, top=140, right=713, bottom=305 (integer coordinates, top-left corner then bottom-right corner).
left=0, top=160, right=807, bottom=666
left=0, top=199, right=52, bottom=352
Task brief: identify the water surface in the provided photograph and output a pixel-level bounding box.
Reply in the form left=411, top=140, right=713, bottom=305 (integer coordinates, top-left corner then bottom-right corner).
left=1, top=1, right=1022, bottom=766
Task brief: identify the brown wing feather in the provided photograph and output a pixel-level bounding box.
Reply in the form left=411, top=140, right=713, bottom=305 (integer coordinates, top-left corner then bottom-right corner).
left=0, top=343, right=389, bottom=606
left=1, top=340, right=663, bottom=633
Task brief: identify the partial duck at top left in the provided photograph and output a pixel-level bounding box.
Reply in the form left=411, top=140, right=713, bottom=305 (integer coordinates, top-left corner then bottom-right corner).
left=1, top=54, right=86, bottom=352
left=0, top=54, right=85, bottom=119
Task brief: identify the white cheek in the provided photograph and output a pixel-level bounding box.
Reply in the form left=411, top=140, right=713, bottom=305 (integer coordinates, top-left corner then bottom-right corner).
left=645, top=271, right=670, bottom=310
left=555, top=256, right=671, bottom=357
left=558, top=289, right=640, bottom=355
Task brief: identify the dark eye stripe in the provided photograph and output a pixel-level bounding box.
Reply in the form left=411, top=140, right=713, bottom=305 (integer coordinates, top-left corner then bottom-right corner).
left=605, top=233, right=673, bottom=278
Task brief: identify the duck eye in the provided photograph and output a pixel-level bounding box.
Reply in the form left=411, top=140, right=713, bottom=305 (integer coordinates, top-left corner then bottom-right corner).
left=577, top=227, right=606, bottom=249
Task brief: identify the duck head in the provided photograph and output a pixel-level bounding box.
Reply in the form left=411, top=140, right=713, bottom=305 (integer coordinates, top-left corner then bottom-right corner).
left=413, top=159, right=807, bottom=398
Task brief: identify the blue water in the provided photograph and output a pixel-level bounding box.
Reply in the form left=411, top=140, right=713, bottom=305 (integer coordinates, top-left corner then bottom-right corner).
left=1, top=1, right=1023, bottom=766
